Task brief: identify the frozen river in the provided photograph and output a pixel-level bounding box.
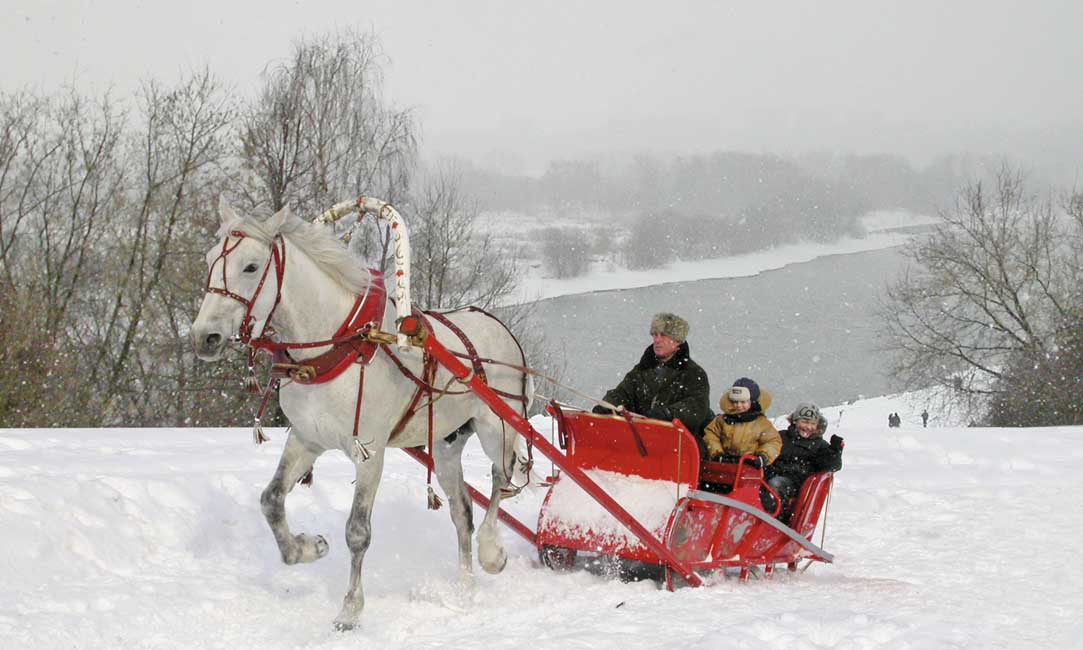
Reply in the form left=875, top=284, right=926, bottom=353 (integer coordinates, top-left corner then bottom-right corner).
left=530, top=246, right=909, bottom=416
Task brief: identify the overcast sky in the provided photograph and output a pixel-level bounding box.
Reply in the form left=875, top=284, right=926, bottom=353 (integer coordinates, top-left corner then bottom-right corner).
left=5, top=0, right=1082, bottom=176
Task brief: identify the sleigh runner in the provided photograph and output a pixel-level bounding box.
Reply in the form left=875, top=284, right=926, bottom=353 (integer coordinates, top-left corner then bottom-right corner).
left=192, top=195, right=837, bottom=629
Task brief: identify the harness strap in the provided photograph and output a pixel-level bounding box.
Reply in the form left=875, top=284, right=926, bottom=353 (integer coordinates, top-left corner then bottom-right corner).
left=385, top=343, right=441, bottom=443
left=352, top=363, right=366, bottom=439
left=267, top=326, right=375, bottom=384
left=426, top=310, right=488, bottom=384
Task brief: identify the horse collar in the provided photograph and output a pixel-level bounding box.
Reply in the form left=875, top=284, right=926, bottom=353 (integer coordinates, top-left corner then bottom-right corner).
left=265, top=269, right=387, bottom=385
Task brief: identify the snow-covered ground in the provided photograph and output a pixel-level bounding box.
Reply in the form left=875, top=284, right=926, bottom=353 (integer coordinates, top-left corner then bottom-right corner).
left=511, top=210, right=935, bottom=303
left=4, top=389, right=1081, bottom=649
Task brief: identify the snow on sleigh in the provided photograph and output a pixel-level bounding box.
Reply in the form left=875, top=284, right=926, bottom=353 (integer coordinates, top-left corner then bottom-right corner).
left=534, top=406, right=836, bottom=587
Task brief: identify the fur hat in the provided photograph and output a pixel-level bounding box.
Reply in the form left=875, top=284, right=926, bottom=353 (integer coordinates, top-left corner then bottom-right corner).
left=649, top=312, right=688, bottom=343
left=728, top=377, right=760, bottom=403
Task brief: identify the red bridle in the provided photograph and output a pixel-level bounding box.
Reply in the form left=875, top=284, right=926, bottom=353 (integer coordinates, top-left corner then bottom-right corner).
left=204, top=229, right=286, bottom=344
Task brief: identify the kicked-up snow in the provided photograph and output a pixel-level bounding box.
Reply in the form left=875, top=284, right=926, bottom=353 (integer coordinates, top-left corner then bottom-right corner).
left=2, top=393, right=1081, bottom=649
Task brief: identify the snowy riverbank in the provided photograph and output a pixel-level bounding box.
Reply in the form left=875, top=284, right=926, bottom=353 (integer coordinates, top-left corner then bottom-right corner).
left=511, top=210, right=937, bottom=304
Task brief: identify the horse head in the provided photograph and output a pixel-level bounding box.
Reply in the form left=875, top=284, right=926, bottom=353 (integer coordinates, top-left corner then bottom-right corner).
left=190, top=202, right=290, bottom=360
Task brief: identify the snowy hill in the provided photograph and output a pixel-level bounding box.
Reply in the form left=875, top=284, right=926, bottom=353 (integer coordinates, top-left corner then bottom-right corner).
left=3, top=392, right=1080, bottom=649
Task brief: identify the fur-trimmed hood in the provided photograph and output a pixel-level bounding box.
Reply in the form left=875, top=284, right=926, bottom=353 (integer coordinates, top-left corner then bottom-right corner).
left=719, top=387, right=773, bottom=417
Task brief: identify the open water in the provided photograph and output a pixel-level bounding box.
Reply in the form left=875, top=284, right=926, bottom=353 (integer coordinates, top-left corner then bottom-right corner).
left=531, top=246, right=909, bottom=417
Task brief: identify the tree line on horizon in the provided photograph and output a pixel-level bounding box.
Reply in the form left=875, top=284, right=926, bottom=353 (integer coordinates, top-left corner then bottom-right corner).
left=458, top=147, right=999, bottom=277
left=461, top=148, right=970, bottom=218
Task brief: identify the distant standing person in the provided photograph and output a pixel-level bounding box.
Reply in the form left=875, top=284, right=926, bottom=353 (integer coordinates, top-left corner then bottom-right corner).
left=592, top=312, right=713, bottom=444
left=921, top=409, right=929, bottom=428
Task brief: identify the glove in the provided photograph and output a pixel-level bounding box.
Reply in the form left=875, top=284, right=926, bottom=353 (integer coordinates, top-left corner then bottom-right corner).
left=829, top=434, right=845, bottom=451
left=745, top=455, right=765, bottom=469
left=646, top=405, right=672, bottom=421
left=592, top=404, right=614, bottom=415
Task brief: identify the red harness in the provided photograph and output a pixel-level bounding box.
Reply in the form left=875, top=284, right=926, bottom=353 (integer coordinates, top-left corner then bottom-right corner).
left=204, top=230, right=286, bottom=343
left=205, top=228, right=386, bottom=383
left=260, top=280, right=386, bottom=385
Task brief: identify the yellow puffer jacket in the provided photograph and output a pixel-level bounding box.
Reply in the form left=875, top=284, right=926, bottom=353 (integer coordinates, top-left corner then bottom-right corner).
left=702, top=389, right=782, bottom=463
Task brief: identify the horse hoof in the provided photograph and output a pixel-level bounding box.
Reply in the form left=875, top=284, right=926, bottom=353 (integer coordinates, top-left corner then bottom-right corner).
left=314, top=534, right=329, bottom=558
left=285, top=533, right=329, bottom=564
left=480, top=549, right=507, bottom=574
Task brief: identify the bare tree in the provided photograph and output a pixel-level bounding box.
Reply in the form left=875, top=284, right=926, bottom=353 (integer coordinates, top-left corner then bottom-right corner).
left=0, top=88, right=127, bottom=426
left=622, top=210, right=676, bottom=270
left=239, top=28, right=417, bottom=223
left=881, top=163, right=1083, bottom=424
left=540, top=226, right=591, bottom=279
left=409, top=162, right=519, bottom=311
left=0, top=71, right=243, bottom=427
left=401, top=162, right=576, bottom=414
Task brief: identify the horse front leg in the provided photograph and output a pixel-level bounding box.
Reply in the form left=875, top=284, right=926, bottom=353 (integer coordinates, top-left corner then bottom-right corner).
left=261, top=431, right=329, bottom=565
left=334, top=449, right=386, bottom=631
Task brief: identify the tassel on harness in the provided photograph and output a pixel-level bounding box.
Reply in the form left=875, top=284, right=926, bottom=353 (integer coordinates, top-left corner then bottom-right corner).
left=251, top=377, right=279, bottom=445
left=245, top=370, right=262, bottom=395
left=252, top=418, right=269, bottom=444
left=244, top=349, right=262, bottom=394
left=427, top=485, right=443, bottom=510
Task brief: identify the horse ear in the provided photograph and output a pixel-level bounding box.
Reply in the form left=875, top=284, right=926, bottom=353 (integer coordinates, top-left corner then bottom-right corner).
left=267, top=205, right=291, bottom=232
left=219, top=199, right=240, bottom=227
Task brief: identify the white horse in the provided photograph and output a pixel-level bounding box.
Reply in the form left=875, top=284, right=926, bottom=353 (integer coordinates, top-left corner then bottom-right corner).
left=190, top=204, right=531, bottom=630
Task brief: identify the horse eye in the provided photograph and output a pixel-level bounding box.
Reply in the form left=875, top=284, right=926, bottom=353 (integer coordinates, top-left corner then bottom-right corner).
left=243, top=263, right=259, bottom=273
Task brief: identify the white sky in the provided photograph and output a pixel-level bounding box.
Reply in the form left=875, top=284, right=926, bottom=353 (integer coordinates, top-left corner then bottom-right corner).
left=6, top=1, right=1083, bottom=173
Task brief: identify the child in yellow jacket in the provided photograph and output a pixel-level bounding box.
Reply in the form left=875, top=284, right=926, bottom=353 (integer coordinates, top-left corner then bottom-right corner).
left=703, top=377, right=782, bottom=467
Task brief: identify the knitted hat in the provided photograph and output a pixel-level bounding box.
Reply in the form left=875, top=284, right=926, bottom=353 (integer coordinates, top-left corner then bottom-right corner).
left=649, top=312, right=688, bottom=343
left=790, top=402, right=821, bottom=423
left=728, top=377, right=760, bottom=403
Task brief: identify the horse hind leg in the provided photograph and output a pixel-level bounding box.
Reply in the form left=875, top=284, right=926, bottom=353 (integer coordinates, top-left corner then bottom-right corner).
left=473, top=417, right=523, bottom=574
left=334, top=449, right=386, bottom=631
left=261, top=432, right=329, bottom=565
left=431, top=421, right=477, bottom=578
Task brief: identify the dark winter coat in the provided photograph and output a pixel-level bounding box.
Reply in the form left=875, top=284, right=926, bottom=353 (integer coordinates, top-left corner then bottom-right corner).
left=597, top=342, right=712, bottom=435
left=765, top=424, right=843, bottom=485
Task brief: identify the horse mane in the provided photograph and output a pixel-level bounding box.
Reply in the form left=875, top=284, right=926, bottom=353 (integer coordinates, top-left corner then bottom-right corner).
left=221, top=209, right=374, bottom=295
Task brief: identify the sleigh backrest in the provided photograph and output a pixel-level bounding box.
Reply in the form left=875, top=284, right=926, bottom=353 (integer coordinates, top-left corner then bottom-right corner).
left=789, top=472, right=834, bottom=537
left=547, top=406, right=701, bottom=490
